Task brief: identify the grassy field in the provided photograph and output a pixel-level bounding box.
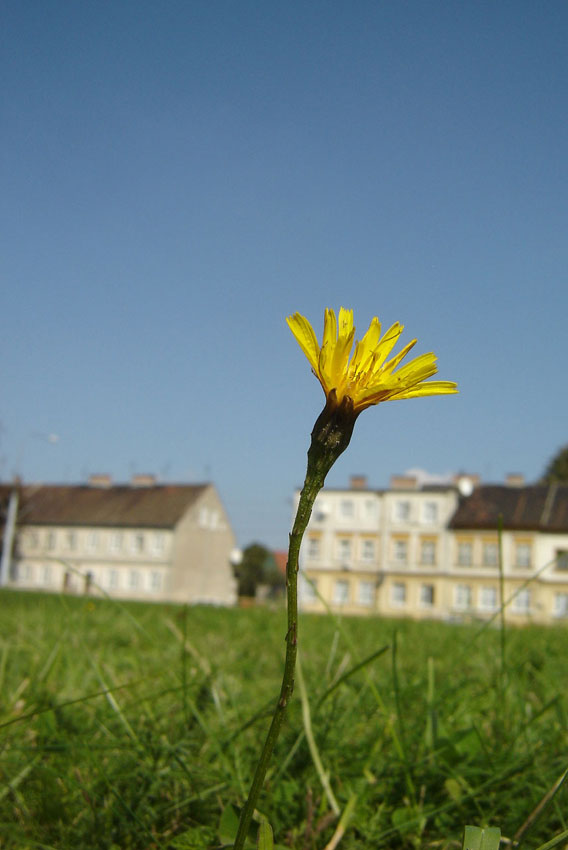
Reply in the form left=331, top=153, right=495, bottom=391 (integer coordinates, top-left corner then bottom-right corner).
left=1, top=589, right=567, bottom=850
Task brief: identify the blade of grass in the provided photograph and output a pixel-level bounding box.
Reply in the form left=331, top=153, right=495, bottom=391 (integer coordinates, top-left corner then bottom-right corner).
left=297, top=650, right=340, bottom=816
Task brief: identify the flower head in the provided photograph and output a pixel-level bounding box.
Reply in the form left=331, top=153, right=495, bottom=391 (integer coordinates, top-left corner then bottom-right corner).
left=287, top=307, right=457, bottom=414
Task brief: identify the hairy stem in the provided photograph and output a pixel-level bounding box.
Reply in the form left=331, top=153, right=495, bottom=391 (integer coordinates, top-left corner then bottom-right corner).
left=232, top=466, right=324, bottom=850
left=233, top=395, right=356, bottom=849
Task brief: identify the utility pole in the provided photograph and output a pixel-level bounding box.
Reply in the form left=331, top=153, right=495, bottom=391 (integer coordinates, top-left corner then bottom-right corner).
left=0, top=488, right=19, bottom=586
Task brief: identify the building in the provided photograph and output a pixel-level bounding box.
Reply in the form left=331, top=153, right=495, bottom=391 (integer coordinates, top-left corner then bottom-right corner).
left=296, top=474, right=568, bottom=625
left=0, top=476, right=238, bottom=605
left=449, top=481, right=568, bottom=624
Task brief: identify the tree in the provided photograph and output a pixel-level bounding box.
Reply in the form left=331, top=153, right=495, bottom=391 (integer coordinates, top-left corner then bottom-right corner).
left=234, top=543, right=284, bottom=598
left=541, top=444, right=568, bottom=483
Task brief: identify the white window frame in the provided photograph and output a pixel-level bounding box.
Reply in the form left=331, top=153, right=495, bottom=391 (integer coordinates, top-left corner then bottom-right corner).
left=337, top=538, right=352, bottom=563
left=554, top=592, right=568, bottom=618
left=306, top=536, right=320, bottom=560
left=333, top=579, right=350, bottom=605
left=301, top=575, right=318, bottom=603
left=482, top=542, right=498, bottom=567
left=394, top=500, right=411, bottom=522
left=131, top=533, right=145, bottom=554
left=393, top=539, right=408, bottom=564
left=515, top=543, right=532, bottom=569
left=357, top=580, right=374, bottom=606
left=422, top=501, right=438, bottom=524
left=391, top=581, right=407, bottom=606
left=109, top=532, right=123, bottom=553
left=479, top=586, right=498, bottom=611
left=512, top=588, right=531, bottom=613
left=457, top=541, right=473, bottom=566
left=420, top=540, right=436, bottom=565
left=361, top=539, right=376, bottom=562
left=454, top=584, right=472, bottom=610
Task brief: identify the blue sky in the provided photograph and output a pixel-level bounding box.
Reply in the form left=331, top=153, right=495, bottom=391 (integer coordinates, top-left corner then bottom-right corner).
left=2, top=1, right=567, bottom=549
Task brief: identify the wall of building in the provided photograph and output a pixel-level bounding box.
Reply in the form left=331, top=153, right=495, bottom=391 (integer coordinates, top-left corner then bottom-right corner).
left=170, top=484, right=238, bottom=605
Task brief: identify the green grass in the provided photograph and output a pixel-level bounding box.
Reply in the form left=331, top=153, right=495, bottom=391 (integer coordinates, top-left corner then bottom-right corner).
left=0, top=589, right=567, bottom=849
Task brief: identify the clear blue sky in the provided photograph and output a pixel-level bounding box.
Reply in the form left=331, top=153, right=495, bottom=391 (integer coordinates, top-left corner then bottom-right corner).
left=2, top=1, right=567, bottom=549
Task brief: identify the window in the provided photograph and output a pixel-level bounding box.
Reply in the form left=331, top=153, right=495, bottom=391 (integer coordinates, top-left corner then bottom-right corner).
left=86, top=531, right=99, bottom=553
left=457, top=542, right=473, bottom=566
left=46, top=530, right=56, bottom=551
left=515, top=543, right=532, bottom=568
left=333, top=579, right=350, bottom=605
left=65, top=531, right=77, bottom=551
left=313, top=500, right=328, bottom=523
left=422, top=502, right=438, bottom=524
left=339, top=499, right=354, bottom=519
left=512, top=589, right=531, bottom=613
left=110, top=532, right=123, bottom=553
left=391, top=582, right=406, bottom=606
left=129, top=570, right=140, bottom=589
left=364, top=499, right=377, bottom=519
left=358, top=580, right=374, bottom=606
left=337, top=538, right=352, bottom=563
left=150, top=571, right=162, bottom=591
left=420, top=584, right=435, bottom=607
left=480, top=586, right=498, bottom=611
left=454, top=584, right=472, bottom=609
left=152, top=533, right=166, bottom=556
left=108, top=569, right=119, bottom=589
left=41, top=564, right=52, bottom=585
left=394, top=501, right=411, bottom=522
left=132, top=533, right=145, bottom=554
left=393, top=539, right=408, bottom=564
left=554, top=593, right=568, bottom=618
left=556, top=550, right=568, bottom=571
left=306, top=536, right=320, bottom=559
left=21, top=563, right=34, bottom=581
left=26, top=531, right=39, bottom=549
left=301, top=576, right=318, bottom=603
left=482, top=542, right=498, bottom=567
left=420, top=540, right=436, bottom=565
left=361, top=539, right=376, bottom=561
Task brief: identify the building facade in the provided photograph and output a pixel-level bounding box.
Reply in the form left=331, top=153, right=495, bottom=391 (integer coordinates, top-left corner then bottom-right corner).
left=297, top=475, right=568, bottom=625
left=0, top=477, right=238, bottom=605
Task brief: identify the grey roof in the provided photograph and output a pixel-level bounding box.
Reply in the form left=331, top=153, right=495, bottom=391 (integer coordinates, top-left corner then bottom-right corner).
left=0, top=483, right=209, bottom=529
left=450, top=484, right=568, bottom=533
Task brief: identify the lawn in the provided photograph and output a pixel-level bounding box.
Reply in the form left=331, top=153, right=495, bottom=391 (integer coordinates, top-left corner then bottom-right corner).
left=0, top=589, right=567, bottom=849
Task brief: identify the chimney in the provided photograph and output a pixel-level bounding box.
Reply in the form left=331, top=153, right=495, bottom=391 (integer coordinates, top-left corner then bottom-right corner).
left=89, top=474, right=112, bottom=488
left=131, top=474, right=156, bottom=488
left=350, top=474, right=368, bottom=490
left=390, top=474, right=418, bottom=490
left=506, top=473, right=525, bottom=487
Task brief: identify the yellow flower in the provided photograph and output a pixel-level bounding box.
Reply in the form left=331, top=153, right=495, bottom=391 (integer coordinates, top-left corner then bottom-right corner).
left=287, top=307, right=457, bottom=414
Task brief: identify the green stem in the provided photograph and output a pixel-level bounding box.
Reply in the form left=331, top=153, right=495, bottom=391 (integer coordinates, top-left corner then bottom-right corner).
left=232, top=467, right=324, bottom=850
left=233, top=393, right=356, bottom=850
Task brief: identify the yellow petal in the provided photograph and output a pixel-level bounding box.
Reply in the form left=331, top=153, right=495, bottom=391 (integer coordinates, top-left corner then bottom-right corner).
left=286, top=313, right=320, bottom=373
left=349, top=316, right=382, bottom=376
left=381, top=338, right=418, bottom=375
left=373, top=322, right=405, bottom=368
left=391, top=381, right=459, bottom=399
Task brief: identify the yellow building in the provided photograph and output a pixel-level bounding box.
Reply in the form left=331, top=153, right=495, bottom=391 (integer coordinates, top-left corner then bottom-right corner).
left=298, top=475, right=568, bottom=625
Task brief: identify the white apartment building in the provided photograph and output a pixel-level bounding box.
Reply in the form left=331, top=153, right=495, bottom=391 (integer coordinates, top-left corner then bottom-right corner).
left=0, top=476, right=238, bottom=605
